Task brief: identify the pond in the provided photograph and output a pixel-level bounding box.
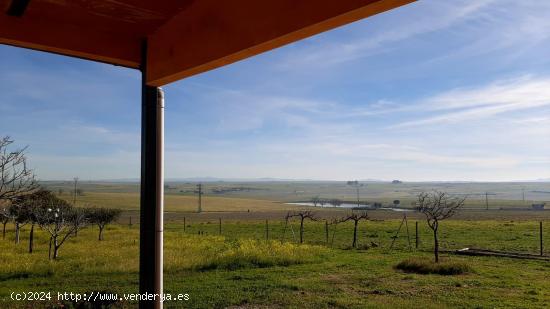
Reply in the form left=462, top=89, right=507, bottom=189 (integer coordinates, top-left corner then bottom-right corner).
left=285, top=202, right=414, bottom=212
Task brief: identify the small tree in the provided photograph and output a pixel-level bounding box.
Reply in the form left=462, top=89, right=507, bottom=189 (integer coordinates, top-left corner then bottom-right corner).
left=89, top=208, right=122, bottom=240
left=35, top=197, right=88, bottom=259
left=339, top=211, right=369, bottom=248
left=311, top=196, right=321, bottom=207
left=12, top=190, right=53, bottom=253
left=1, top=203, right=11, bottom=239
left=286, top=210, right=316, bottom=244
left=416, top=191, right=466, bottom=262
left=7, top=202, right=31, bottom=245
left=68, top=207, right=91, bottom=237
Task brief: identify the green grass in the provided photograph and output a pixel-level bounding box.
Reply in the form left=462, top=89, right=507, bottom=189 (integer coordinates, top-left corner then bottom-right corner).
left=166, top=218, right=550, bottom=254
left=395, top=258, right=472, bottom=275
left=166, top=237, right=327, bottom=271
left=1, top=219, right=549, bottom=308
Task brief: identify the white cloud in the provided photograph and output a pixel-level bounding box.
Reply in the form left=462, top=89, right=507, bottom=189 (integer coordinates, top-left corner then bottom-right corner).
left=277, top=0, right=497, bottom=70
left=392, top=76, right=550, bottom=128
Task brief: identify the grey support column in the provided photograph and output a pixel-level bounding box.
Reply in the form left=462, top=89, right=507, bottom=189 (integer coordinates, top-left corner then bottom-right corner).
left=139, top=46, right=165, bottom=308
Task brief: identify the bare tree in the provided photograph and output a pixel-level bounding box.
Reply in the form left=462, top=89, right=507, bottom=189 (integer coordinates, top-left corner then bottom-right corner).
left=68, top=207, right=91, bottom=237
left=89, top=208, right=122, bottom=240
left=339, top=211, right=369, bottom=248
left=35, top=197, right=88, bottom=260
left=286, top=210, right=316, bottom=244
left=7, top=202, right=31, bottom=245
left=12, top=190, right=53, bottom=253
left=416, top=191, right=466, bottom=262
left=0, top=136, right=38, bottom=202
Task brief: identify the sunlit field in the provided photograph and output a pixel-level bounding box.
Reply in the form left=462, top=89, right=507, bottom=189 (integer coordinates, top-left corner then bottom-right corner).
left=2, top=216, right=549, bottom=308
left=64, top=192, right=293, bottom=212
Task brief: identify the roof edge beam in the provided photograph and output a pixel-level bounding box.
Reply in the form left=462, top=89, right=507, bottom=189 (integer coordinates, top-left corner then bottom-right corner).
left=146, top=0, right=415, bottom=86
left=0, top=16, right=141, bottom=68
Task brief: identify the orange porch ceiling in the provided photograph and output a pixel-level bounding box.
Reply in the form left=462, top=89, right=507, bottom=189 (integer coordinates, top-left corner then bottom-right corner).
left=0, top=0, right=415, bottom=86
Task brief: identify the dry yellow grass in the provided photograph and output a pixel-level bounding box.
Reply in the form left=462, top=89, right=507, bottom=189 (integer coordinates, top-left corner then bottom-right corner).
left=64, top=192, right=295, bottom=212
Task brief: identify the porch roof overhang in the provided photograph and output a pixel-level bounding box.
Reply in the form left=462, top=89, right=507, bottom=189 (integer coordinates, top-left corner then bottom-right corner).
left=0, top=0, right=414, bottom=86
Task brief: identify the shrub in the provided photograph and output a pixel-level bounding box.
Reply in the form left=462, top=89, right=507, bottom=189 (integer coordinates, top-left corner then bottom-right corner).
left=165, top=236, right=327, bottom=271
left=395, top=258, right=471, bottom=275
left=198, top=239, right=325, bottom=270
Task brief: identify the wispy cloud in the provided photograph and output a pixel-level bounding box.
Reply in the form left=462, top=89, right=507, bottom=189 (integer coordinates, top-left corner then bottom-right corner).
left=277, top=0, right=496, bottom=70
left=391, top=76, right=550, bottom=128
left=421, top=1, right=550, bottom=66
left=3, top=0, right=550, bottom=181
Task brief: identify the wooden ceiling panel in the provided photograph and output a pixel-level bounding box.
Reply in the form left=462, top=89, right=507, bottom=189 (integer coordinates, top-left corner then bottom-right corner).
left=146, top=0, right=415, bottom=86
left=23, top=0, right=191, bottom=36
left=1, top=0, right=415, bottom=83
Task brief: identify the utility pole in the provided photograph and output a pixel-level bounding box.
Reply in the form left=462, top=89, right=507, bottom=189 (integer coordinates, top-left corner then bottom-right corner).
left=485, top=192, right=489, bottom=210
left=347, top=180, right=362, bottom=207
left=356, top=185, right=360, bottom=208
left=196, top=184, right=203, bottom=213
left=73, top=177, right=78, bottom=206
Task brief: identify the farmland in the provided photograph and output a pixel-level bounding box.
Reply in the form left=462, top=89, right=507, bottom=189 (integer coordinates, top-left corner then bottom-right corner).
left=1, top=220, right=550, bottom=308
left=47, top=180, right=550, bottom=210
left=1, top=181, right=549, bottom=308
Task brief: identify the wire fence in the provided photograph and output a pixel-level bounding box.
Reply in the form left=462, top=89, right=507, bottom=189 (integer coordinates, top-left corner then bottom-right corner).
left=156, top=217, right=549, bottom=256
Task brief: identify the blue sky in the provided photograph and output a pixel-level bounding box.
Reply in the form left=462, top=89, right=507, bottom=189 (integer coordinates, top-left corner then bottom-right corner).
left=1, top=0, right=549, bottom=181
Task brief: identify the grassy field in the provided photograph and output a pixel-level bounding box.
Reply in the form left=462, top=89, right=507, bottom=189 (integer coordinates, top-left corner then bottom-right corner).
left=1, top=218, right=549, bottom=308
left=2, top=181, right=549, bottom=308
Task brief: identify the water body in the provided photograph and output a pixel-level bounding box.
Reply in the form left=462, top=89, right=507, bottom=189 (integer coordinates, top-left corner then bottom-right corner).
left=286, top=202, right=413, bottom=212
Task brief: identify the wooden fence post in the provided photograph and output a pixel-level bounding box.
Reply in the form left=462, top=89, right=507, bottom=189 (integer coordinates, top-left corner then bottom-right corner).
left=404, top=215, right=411, bottom=251
left=183, top=217, right=186, bottom=232
left=219, top=218, right=222, bottom=235
left=325, top=220, right=329, bottom=244
left=415, top=221, right=419, bottom=249
left=540, top=221, right=543, bottom=256
left=266, top=219, right=269, bottom=241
